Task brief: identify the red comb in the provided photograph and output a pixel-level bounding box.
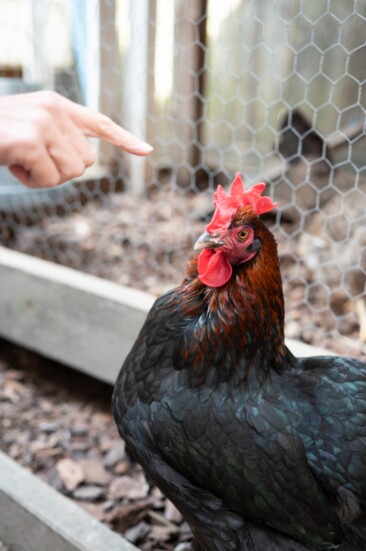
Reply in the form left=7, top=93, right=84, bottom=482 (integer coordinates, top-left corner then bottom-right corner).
left=206, top=173, right=277, bottom=233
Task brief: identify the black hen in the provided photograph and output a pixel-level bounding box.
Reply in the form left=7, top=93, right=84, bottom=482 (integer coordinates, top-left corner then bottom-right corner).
left=113, top=175, right=366, bottom=551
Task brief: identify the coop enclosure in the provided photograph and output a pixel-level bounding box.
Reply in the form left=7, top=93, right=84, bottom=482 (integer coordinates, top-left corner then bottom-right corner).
left=0, top=0, right=366, bottom=359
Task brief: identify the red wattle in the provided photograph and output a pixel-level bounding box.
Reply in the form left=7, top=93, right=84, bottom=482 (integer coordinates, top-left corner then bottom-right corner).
left=198, top=249, right=232, bottom=288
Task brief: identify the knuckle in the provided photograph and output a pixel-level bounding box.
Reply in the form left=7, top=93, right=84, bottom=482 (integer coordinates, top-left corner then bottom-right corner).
left=64, top=161, right=85, bottom=180
left=75, top=163, right=86, bottom=178
left=97, top=114, right=114, bottom=134
left=22, top=129, right=42, bottom=150
left=31, top=91, right=63, bottom=127
left=21, top=134, right=46, bottom=162
left=30, top=108, right=52, bottom=132
left=44, top=172, right=61, bottom=188
left=84, top=146, right=96, bottom=166
left=37, top=90, right=61, bottom=113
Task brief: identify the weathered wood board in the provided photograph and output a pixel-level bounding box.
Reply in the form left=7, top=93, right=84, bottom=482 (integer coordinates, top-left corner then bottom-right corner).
left=0, top=451, right=139, bottom=551
left=0, top=246, right=155, bottom=384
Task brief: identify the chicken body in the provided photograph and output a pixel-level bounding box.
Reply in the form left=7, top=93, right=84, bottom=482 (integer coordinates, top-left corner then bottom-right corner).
left=113, top=207, right=366, bottom=551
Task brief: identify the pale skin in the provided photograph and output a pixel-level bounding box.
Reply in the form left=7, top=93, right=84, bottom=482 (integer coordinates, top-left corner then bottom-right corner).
left=0, top=91, right=153, bottom=189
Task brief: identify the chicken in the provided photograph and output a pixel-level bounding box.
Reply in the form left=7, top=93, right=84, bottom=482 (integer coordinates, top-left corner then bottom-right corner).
left=113, top=174, right=366, bottom=551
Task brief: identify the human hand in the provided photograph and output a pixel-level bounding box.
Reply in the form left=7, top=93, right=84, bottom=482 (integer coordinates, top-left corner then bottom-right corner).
left=0, top=91, right=153, bottom=188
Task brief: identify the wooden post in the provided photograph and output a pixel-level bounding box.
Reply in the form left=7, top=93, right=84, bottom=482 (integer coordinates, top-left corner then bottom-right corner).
left=23, top=0, right=53, bottom=88
left=173, top=0, right=208, bottom=187
left=98, top=0, right=121, bottom=169
left=123, top=0, right=156, bottom=196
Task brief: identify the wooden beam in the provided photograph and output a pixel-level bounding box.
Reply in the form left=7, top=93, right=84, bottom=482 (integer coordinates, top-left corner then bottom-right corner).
left=0, top=246, right=155, bottom=384
left=0, top=451, right=139, bottom=551
left=173, top=0, right=208, bottom=186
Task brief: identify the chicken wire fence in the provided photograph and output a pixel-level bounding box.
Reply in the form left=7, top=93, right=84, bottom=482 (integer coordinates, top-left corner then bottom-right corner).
left=0, top=0, right=365, bottom=356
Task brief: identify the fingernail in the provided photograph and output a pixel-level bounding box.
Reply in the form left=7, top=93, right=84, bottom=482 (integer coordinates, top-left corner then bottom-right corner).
left=118, top=128, right=154, bottom=155
left=137, top=141, right=153, bottom=154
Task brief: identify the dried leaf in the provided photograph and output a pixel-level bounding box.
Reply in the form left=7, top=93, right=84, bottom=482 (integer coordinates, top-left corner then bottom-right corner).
left=79, top=459, right=112, bottom=486
left=107, top=498, right=154, bottom=532
left=124, top=521, right=150, bottom=544
left=3, top=380, right=26, bottom=402
left=29, top=434, right=60, bottom=454
left=114, top=460, right=129, bottom=475
left=103, top=442, right=126, bottom=467
left=4, top=370, right=24, bottom=381
left=175, top=544, right=193, bottom=551
left=56, top=458, right=84, bottom=491
left=149, top=524, right=175, bottom=541
left=109, top=475, right=149, bottom=501
left=147, top=510, right=178, bottom=531
left=165, top=499, right=183, bottom=524
left=73, top=485, right=105, bottom=501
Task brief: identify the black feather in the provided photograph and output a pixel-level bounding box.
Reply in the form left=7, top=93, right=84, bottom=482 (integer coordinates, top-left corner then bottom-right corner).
left=113, top=214, right=366, bottom=551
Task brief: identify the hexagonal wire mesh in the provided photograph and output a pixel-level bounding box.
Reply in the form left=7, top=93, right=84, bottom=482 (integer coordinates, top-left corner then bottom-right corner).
left=0, top=0, right=365, bottom=357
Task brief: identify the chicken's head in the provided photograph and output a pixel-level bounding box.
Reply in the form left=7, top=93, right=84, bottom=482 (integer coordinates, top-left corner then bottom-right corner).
left=194, top=174, right=277, bottom=288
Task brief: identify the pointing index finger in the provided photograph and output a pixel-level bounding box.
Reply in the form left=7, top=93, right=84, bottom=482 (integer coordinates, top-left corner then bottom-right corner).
left=63, top=97, right=153, bottom=156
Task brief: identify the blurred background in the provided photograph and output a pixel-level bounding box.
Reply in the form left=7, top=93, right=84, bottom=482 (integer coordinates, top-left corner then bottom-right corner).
left=0, top=0, right=365, bottom=357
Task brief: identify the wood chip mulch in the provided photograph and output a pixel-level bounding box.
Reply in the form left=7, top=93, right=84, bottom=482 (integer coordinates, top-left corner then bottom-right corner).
left=0, top=339, right=192, bottom=550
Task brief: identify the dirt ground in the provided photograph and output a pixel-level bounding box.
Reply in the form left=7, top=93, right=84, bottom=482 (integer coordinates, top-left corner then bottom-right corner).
left=0, top=340, right=192, bottom=550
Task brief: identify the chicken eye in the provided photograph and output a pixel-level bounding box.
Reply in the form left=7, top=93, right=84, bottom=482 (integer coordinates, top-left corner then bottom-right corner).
left=238, top=229, right=249, bottom=241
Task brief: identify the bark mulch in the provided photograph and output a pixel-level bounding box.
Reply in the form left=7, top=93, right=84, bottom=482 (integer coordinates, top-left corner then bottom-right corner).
left=0, top=339, right=192, bottom=551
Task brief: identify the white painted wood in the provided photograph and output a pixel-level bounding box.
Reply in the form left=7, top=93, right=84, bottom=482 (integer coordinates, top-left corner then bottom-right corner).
left=84, top=0, right=100, bottom=113
left=0, top=246, right=155, bottom=384
left=286, top=338, right=334, bottom=358
left=123, top=0, right=151, bottom=195
left=0, top=451, right=139, bottom=551
left=0, top=246, right=334, bottom=388
left=23, top=0, right=53, bottom=88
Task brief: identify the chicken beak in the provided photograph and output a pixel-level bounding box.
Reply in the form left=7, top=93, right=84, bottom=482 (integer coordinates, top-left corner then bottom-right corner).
left=194, top=231, right=224, bottom=251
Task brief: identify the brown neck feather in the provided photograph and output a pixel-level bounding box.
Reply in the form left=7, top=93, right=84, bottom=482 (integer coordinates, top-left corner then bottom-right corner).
left=172, top=221, right=287, bottom=380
